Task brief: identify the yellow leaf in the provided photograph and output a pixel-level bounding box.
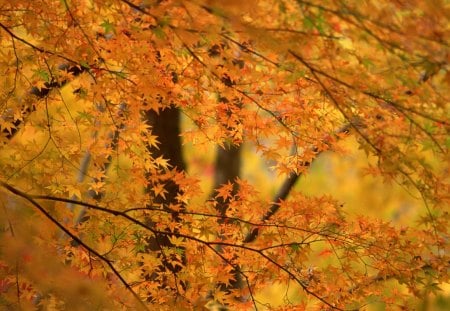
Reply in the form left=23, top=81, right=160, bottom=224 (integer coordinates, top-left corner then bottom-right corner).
left=66, top=185, right=82, bottom=199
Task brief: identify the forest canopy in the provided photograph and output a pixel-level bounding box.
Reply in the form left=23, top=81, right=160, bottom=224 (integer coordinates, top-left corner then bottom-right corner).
left=0, top=0, right=449, bottom=310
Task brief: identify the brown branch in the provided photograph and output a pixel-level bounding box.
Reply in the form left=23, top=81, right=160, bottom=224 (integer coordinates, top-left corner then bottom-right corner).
left=26, top=195, right=386, bottom=253
left=0, top=22, right=79, bottom=64
left=1, top=63, right=87, bottom=140
left=2, top=183, right=347, bottom=310
left=244, top=121, right=357, bottom=243
left=289, top=50, right=381, bottom=155
left=0, top=181, right=149, bottom=311
left=287, top=50, right=448, bottom=127
left=119, top=0, right=158, bottom=20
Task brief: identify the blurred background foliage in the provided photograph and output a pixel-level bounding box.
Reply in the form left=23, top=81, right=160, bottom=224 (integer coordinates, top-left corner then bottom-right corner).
left=183, top=116, right=449, bottom=310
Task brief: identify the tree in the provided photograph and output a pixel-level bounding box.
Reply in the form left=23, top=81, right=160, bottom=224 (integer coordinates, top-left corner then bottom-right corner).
left=0, top=0, right=449, bottom=310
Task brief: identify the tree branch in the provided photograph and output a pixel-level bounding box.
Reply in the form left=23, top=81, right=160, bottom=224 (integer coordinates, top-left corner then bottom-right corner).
left=244, top=121, right=358, bottom=243
left=0, top=182, right=346, bottom=310
left=0, top=181, right=149, bottom=311
left=1, top=63, right=87, bottom=140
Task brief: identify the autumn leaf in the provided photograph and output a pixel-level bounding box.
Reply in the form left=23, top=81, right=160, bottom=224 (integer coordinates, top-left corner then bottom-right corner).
left=0, top=0, right=448, bottom=310
left=215, top=181, right=234, bottom=201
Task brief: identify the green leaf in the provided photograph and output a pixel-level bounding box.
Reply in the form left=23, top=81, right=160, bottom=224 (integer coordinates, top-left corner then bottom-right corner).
left=315, top=10, right=326, bottom=34
left=158, top=16, right=171, bottom=27
left=287, top=70, right=306, bottom=82
left=33, top=69, right=50, bottom=82
left=303, top=11, right=326, bottom=34
left=79, top=60, right=90, bottom=69
left=303, top=16, right=315, bottom=30
left=444, top=136, right=450, bottom=148
left=361, top=58, right=374, bottom=69
left=77, top=110, right=94, bottom=122
left=115, top=71, right=127, bottom=79
left=290, top=243, right=300, bottom=251
left=100, top=19, right=115, bottom=34
left=152, top=26, right=165, bottom=39
left=423, top=121, right=437, bottom=135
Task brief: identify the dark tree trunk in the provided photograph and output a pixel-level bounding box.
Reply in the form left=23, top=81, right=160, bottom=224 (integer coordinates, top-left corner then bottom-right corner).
left=213, top=143, right=241, bottom=216
left=143, top=106, right=187, bottom=294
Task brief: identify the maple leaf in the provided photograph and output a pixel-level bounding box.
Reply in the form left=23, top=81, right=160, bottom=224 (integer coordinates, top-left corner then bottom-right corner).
left=215, top=181, right=234, bottom=201
left=154, top=155, right=170, bottom=169
left=0, top=120, right=16, bottom=134
left=65, top=185, right=81, bottom=199
left=0, top=0, right=448, bottom=310
left=152, top=183, right=167, bottom=199
left=88, top=181, right=105, bottom=195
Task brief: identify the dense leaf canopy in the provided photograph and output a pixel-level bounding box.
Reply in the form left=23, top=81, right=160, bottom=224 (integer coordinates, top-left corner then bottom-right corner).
left=0, top=0, right=449, bottom=310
